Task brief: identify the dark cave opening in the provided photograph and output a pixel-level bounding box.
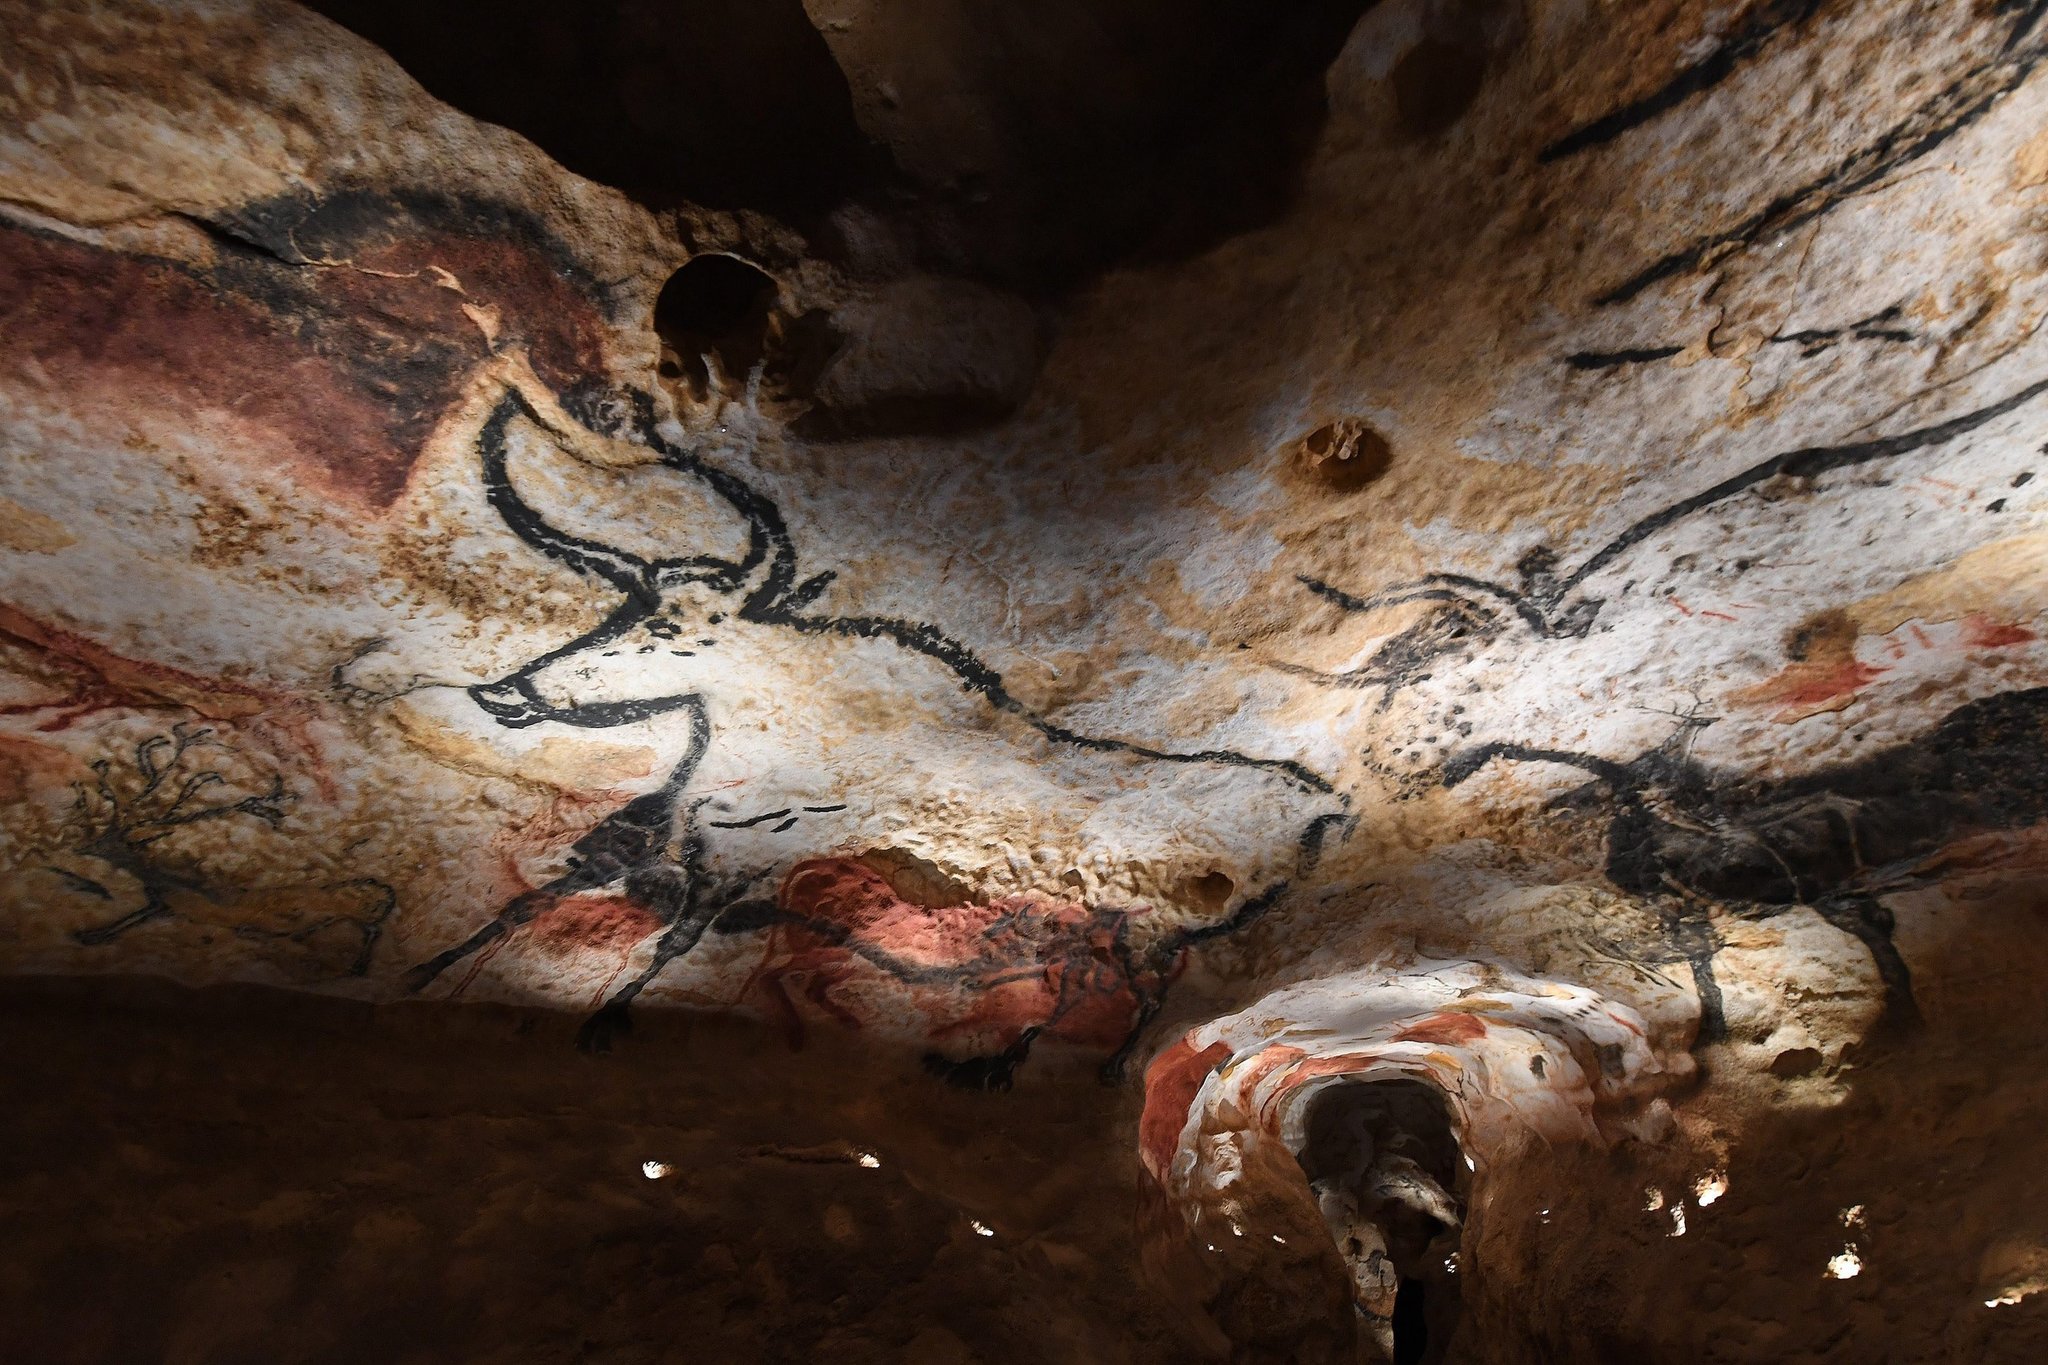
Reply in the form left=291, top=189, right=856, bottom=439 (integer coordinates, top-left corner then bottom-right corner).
left=654, top=253, right=781, bottom=394
left=299, top=0, right=883, bottom=223
left=1393, top=1276, right=1431, bottom=1365
left=1299, top=1078, right=1469, bottom=1362
left=302, top=0, right=1380, bottom=294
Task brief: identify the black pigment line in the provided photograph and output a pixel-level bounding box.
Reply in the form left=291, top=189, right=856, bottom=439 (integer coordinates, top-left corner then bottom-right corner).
left=1558, top=371, right=2048, bottom=591
left=1596, top=3, right=2048, bottom=305
left=403, top=703, right=711, bottom=997
left=1301, top=370, right=2048, bottom=650
left=1540, top=0, right=1826, bottom=162
left=1769, top=305, right=1917, bottom=353
left=708, top=808, right=793, bottom=829
left=1435, top=686, right=2048, bottom=1035
left=1564, top=345, right=1684, bottom=370
left=473, top=387, right=1336, bottom=794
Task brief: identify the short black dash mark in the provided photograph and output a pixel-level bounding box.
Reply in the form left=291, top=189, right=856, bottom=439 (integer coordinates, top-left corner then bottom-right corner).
left=1300, top=575, right=1373, bottom=613
left=1988, top=498, right=2008, bottom=512
left=2014, top=471, right=2035, bottom=487
left=1565, top=345, right=1684, bottom=370
left=709, top=808, right=794, bottom=830
left=1769, top=305, right=1918, bottom=356
left=48, top=868, right=113, bottom=899
left=803, top=804, right=848, bottom=813
left=1540, top=0, right=1825, bottom=162
left=770, top=816, right=801, bottom=833
left=1597, top=2, right=2048, bottom=305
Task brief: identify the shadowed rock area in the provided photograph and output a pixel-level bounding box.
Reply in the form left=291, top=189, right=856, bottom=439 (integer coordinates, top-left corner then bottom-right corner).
left=2, top=0, right=2047, bottom=1360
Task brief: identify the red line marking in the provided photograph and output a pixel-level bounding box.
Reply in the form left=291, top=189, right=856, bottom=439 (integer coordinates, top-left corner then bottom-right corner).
left=1701, top=610, right=1740, bottom=622
left=1669, top=597, right=1695, bottom=616
left=452, top=933, right=511, bottom=999
left=591, top=953, right=633, bottom=1009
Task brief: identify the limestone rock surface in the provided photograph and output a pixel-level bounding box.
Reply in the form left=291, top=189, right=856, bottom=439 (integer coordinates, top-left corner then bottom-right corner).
left=2, top=0, right=2047, bottom=1360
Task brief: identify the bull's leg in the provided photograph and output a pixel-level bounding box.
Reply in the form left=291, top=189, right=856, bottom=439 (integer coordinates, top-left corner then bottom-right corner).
left=1101, top=985, right=1166, bottom=1084
left=1657, top=887, right=1729, bottom=1043
left=402, top=886, right=558, bottom=994
left=340, top=880, right=398, bottom=977
left=923, top=1027, right=1042, bottom=1092
left=1814, top=893, right=1921, bottom=1032
left=926, top=956, right=1102, bottom=1091
left=576, top=862, right=715, bottom=1053
left=407, top=716, right=710, bottom=997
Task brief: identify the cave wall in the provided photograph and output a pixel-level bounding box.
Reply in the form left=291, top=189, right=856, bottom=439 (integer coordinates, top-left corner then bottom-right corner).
left=3, top=0, right=2047, bottom=1359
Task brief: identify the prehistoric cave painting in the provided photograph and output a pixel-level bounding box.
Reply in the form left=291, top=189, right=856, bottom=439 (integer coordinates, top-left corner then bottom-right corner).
left=1586, top=2, right=2048, bottom=306
left=463, top=385, right=1333, bottom=797
left=1561, top=307, right=1924, bottom=371
left=408, top=382, right=1344, bottom=1075
left=2, top=189, right=611, bottom=509
left=1287, top=373, right=2048, bottom=704
left=1441, top=685, right=2048, bottom=1040
left=716, top=857, right=1314, bottom=1088
left=53, top=724, right=393, bottom=978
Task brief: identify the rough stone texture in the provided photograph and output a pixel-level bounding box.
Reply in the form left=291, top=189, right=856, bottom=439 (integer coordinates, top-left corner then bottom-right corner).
left=3, top=0, right=2047, bottom=1359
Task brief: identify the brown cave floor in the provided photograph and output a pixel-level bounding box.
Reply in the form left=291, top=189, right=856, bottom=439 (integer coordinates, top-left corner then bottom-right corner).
left=3, top=957, right=2047, bottom=1364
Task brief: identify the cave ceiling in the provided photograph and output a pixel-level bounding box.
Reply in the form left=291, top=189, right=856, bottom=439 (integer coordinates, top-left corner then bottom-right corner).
left=3, top=0, right=2047, bottom=1359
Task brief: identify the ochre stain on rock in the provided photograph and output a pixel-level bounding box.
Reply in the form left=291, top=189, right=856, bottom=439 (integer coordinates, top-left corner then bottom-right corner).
left=1392, top=1010, right=1489, bottom=1046
left=529, top=893, right=664, bottom=955
left=1139, top=1037, right=1232, bottom=1179
left=0, top=602, right=279, bottom=726
left=0, top=214, right=606, bottom=510
left=752, top=856, right=1173, bottom=1058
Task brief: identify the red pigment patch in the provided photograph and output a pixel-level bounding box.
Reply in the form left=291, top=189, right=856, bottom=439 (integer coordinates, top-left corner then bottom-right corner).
left=1964, top=614, right=2037, bottom=650
left=777, top=858, right=1038, bottom=965
left=0, top=735, right=87, bottom=803
left=0, top=221, right=604, bottom=510
left=1740, top=657, right=1887, bottom=714
left=527, top=893, right=663, bottom=955
left=1287, top=1050, right=1392, bottom=1086
left=0, top=602, right=335, bottom=799
left=1393, top=1011, right=1488, bottom=1046
left=759, top=856, right=1160, bottom=1055
left=0, top=601, right=279, bottom=726
left=1139, top=1037, right=1232, bottom=1180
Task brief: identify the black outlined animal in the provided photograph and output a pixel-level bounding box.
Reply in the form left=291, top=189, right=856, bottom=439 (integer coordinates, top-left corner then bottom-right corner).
left=407, top=383, right=1347, bottom=1067
left=1443, top=686, right=2048, bottom=1039
left=1290, top=373, right=2048, bottom=705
